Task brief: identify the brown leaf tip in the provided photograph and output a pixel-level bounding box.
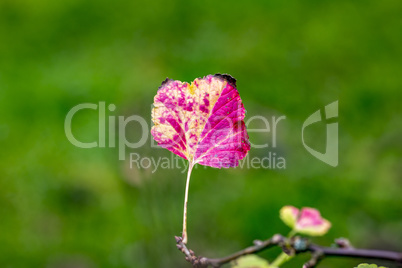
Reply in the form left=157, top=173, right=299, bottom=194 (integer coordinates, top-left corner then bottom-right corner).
left=159, top=77, right=173, bottom=90
left=214, top=73, right=237, bottom=87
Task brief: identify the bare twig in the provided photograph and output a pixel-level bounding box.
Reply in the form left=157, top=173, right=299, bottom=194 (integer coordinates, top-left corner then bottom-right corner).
left=302, top=250, right=324, bottom=268
left=206, top=234, right=284, bottom=267
left=176, top=234, right=402, bottom=268
left=306, top=243, right=402, bottom=263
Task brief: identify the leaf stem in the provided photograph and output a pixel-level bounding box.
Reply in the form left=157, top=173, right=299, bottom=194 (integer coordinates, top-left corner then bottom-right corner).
left=182, top=161, right=194, bottom=244
left=287, top=230, right=297, bottom=238
left=269, top=230, right=297, bottom=267
left=270, top=252, right=293, bottom=267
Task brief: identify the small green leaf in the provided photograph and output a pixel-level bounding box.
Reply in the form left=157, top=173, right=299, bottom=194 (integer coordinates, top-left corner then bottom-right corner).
left=355, top=263, right=388, bottom=268
left=231, top=255, right=270, bottom=268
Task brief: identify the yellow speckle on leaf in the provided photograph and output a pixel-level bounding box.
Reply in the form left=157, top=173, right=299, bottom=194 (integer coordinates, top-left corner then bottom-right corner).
left=188, top=82, right=196, bottom=95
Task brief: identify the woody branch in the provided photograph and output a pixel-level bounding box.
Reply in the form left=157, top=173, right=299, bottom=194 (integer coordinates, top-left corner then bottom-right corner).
left=175, top=234, right=402, bottom=268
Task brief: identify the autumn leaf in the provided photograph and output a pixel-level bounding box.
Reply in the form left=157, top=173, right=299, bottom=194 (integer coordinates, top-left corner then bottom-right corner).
left=151, top=74, right=250, bottom=168
left=151, top=74, right=250, bottom=243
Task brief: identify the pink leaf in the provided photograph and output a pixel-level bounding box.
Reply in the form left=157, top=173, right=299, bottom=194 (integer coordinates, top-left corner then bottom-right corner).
left=151, top=74, right=250, bottom=168
left=280, top=206, right=331, bottom=236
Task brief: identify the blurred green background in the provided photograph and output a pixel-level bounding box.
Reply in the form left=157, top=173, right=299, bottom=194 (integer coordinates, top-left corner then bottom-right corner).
left=0, top=0, right=401, bottom=267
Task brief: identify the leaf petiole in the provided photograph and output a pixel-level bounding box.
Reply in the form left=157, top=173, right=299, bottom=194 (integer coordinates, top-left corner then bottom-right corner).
left=270, top=252, right=293, bottom=268
left=182, top=161, right=194, bottom=244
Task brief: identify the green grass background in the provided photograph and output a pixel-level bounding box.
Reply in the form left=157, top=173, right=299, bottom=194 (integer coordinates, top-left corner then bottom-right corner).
left=0, top=0, right=401, bottom=267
